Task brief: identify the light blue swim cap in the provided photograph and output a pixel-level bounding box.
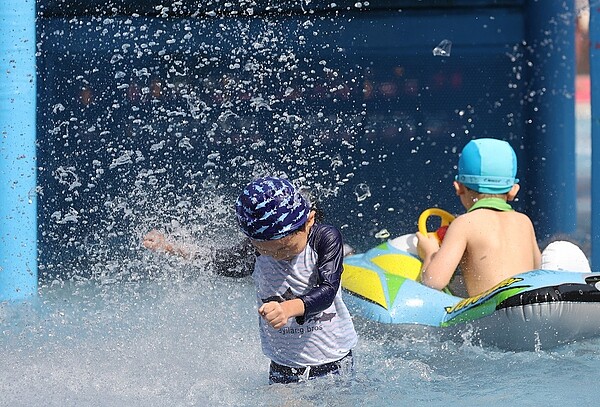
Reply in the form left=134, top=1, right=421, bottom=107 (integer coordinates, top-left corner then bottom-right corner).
left=455, top=138, right=519, bottom=194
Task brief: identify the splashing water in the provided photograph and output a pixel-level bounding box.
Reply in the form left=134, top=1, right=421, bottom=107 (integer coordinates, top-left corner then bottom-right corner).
left=354, top=183, right=371, bottom=202
left=432, top=40, right=452, bottom=57
left=1, top=275, right=600, bottom=406
left=374, top=228, right=390, bottom=239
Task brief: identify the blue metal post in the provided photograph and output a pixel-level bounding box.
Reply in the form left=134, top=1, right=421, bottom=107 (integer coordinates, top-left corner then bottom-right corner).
left=525, top=0, right=577, bottom=241
left=0, top=0, right=38, bottom=299
left=591, top=5, right=600, bottom=269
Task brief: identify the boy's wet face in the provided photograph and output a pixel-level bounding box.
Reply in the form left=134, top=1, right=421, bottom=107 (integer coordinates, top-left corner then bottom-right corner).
left=251, top=227, right=309, bottom=261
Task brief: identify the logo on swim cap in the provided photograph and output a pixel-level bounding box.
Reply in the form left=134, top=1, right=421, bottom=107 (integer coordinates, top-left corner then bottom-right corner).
left=235, top=177, right=309, bottom=241
left=456, top=138, right=519, bottom=194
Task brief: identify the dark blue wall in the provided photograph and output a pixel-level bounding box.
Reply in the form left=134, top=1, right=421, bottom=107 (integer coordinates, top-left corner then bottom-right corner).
left=36, top=1, right=575, bottom=276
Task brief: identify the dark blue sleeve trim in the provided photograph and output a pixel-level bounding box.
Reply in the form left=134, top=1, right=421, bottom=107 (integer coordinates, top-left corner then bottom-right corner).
left=297, top=224, right=344, bottom=322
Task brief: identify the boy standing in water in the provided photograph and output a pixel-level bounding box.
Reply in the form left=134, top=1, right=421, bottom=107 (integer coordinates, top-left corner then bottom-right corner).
left=417, top=138, right=542, bottom=297
left=235, top=177, right=357, bottom=384
left=144, top=176, right=357, bottom=384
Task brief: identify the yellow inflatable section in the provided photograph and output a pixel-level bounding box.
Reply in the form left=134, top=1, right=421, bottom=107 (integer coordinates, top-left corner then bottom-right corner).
left=342, top=209, right=454, bottom=311
left=342, top=243, right=422, bottom=310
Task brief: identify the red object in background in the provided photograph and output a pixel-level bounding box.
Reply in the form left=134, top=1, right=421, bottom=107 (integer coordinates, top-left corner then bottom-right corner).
left=436, top=225, right=449, bottom=242
left=576, top=75, right=590, bottom=104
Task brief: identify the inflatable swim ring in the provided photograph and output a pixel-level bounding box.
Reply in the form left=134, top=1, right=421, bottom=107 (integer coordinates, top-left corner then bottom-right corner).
left=342, top=208, right=600, bottom=350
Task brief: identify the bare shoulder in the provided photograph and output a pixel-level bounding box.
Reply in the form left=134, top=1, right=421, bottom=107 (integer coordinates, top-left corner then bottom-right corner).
left=507, top=210, right=535, bottom=226
left=451, top=209, right=534, bottom=231
left=451, top=211, right=481, bottom=226
left=443, top=212, right=474, bottom=235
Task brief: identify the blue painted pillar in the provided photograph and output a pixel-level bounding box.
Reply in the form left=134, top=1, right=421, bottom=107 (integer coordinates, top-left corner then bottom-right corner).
left=591, top=5, right=600, bottom=269
left=525, top=0, right=577, bottom=241
left=0, top=0, right=38, bottom=299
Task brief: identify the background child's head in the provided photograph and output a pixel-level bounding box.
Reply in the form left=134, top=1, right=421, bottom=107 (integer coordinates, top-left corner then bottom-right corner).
left=235, top=176, right=310, bottom=241
left=456, top=138, right=519, bottom=194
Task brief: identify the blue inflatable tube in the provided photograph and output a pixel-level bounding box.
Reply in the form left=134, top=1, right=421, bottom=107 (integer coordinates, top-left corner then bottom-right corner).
left=342, top=239, right=600, bottom=350
left=0, top=0, right=38, bottom=300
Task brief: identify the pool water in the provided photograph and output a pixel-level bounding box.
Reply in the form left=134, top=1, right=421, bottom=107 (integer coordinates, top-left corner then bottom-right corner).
left=2, top=264, right=600, bottom=407
left=0, top=104, right=593, bottom=407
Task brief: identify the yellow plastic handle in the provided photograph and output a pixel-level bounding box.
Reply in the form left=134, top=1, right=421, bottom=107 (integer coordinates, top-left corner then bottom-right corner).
left=417, top=208, right=456, bottom=293
left=417, top=208, right=455, bottom=236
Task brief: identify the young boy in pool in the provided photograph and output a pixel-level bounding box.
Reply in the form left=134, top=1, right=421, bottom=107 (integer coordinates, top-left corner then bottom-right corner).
left=235, top=176, right=357, bottom=384
left=416, top=138, right=542, bottom=297
left=144, top=176, right=357, bottom=384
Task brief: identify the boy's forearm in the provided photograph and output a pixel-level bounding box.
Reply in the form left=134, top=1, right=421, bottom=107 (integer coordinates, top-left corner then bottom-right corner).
left=281, top=298, right=306, bottom=319
left=420, top=261, right=432, bottom=285
left=420, top=254, right=433, bottom=274
left=419, top=245, right=439, bottom=277
left=420, top=253, right=447, bottom=290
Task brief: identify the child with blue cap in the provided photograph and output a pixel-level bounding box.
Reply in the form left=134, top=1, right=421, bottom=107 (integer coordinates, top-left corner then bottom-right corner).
left=235, top=176, right=357, bottom=384
left=144, top=176, right=357, bottom=384
left=416, top=138, right=542, bottom=296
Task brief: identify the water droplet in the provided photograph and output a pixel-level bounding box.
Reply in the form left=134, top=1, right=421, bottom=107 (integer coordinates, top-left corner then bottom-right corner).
left=432, top=39, right=452, bottom=57
left=354, top=183, right=371, bottom=202
left=375, top=229, right=390, bottom=239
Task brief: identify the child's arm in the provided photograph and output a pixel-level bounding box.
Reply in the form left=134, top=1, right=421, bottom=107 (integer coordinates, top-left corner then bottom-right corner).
left=212, top=240, right=255, bottom=277
left=258, top=299, right=305, bottom=329
left=143, top=230, right=255, bottom=277
left=417, top=218, right=467, bottom=291
left=296, top=225, right=344, bottom=320
left=258, top=225, right=344, bottom=329
left=143, top=230, right=192, bottom=258
left=531, top=223, right=542, bottom=269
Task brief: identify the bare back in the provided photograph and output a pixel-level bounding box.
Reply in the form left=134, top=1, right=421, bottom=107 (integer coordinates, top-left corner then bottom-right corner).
left=454, top=208, right=541, bottom=295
